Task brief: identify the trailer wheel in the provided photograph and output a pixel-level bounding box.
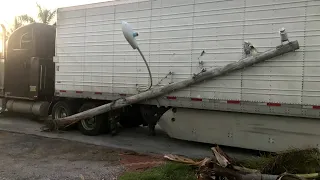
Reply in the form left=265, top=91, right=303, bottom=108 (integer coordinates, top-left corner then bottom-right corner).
left=52, top=101, right=75, bottom=119
left=77, top=103, right=109, bottom=136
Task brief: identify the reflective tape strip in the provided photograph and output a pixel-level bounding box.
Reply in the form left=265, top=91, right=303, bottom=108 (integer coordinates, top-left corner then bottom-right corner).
left=55, top=91, right=320, bottom=111
left=191, top=98, right=202, bottom=102
left=267, top=103, right=281, bottom=107
left=227, top=100, right=240, bottom=104
left=167, top=96, right=177, bottom=100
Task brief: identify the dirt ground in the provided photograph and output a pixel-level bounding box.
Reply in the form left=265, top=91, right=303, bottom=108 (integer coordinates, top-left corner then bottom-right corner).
left=0, top=131, right=163, bottom=180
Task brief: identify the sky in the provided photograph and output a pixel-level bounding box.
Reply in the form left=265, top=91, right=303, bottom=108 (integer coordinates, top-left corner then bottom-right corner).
left=0, top=0, right=112, bottom=52
left=0, top=0, right=109, bottom=28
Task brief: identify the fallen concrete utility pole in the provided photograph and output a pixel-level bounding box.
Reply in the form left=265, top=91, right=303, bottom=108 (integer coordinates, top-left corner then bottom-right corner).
left=45, top=41, right=299, bottom=130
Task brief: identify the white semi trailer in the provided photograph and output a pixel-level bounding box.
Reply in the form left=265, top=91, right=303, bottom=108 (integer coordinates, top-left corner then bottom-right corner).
left=1, top=0, right=319, bottom=152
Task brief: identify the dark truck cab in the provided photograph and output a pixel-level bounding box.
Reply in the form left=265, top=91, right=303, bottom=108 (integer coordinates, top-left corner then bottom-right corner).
left=0, top=23, right=56, bottom=116
left=0, top=23, right=150, bottom=136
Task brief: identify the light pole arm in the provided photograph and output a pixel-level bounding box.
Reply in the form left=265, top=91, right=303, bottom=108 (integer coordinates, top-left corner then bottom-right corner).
left=137, top=47, right=153, bottom=92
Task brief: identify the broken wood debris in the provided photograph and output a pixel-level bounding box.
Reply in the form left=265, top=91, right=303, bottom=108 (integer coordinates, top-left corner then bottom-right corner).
left=164, top=146, right=319, bottom=180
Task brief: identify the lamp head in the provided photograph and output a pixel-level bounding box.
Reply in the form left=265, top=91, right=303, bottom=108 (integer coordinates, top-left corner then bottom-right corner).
left=121, top=21, right=139, bottom=49
left=279, top=27, right=286, bottom=33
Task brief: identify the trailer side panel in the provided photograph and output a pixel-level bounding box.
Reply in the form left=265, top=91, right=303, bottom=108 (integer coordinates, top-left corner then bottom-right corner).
left=55, top=0, right=320, bottom=118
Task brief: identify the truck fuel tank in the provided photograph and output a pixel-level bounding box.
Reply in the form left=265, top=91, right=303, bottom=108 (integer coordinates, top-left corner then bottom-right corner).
left=6, top=99, right=49, bottom=117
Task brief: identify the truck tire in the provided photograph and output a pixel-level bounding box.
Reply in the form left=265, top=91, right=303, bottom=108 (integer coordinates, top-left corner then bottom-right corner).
left=77, top=103, right=109, bottom=136
left=52, top=101, right=75, bottom=120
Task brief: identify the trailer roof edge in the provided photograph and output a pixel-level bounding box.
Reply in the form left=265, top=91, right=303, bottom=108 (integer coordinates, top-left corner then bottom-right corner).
left=58, top=0, right=149, bottom=12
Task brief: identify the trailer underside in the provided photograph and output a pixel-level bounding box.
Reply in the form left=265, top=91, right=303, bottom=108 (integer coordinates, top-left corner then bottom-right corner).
left=0, top=94, right=319, bottom=152
left=159, top=107, right=320, bottom=152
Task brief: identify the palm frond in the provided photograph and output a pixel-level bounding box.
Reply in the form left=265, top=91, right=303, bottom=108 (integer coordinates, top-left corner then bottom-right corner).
left=41, top=9, right=48, bottom=24
left=36, top=3, right=56, bottom=24
left=36, top=2, right=45, bottom=23
left=11, top=17, right=23, bottom=32
left=36, top=2, right=43, bottom=16
left=46, top=9, right=57, bottom=24
left=18, top=14, right=36, bottom=23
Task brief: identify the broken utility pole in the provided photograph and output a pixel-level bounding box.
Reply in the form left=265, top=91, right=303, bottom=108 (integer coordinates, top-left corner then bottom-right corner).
left=44, top=41, right=299, bottom=131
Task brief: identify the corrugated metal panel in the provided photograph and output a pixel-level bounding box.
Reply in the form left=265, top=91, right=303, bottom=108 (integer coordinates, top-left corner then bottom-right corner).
left=158, top=108, right=320, bottom=152
left=55, top=0, right=320, bottom=106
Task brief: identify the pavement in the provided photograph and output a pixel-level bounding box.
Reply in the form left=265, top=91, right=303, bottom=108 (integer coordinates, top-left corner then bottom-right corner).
left=0, top=131, right=124, bottom=180
left=0, top=113, right=257, bottom=160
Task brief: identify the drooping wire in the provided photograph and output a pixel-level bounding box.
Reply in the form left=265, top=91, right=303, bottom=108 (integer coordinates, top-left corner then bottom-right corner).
left=155, top=71, right=173, bottom=87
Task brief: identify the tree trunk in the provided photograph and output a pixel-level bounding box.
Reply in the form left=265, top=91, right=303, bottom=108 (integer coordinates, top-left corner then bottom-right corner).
left=46, top=41, right=299, bottom=130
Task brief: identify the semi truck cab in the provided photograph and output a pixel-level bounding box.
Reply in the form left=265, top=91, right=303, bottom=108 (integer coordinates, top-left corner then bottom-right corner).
left=0, top=23, right=56, bottom=117
left=0, top=23, right=147, bottom=136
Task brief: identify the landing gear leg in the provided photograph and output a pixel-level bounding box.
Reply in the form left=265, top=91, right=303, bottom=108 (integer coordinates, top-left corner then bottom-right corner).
left=140, top=105, right=170, bottom=136
left=110, top=116, right=118, bottom=136
left=148, top=124, right=156, bottom=136
left=109, top=110, right=120, bottom=136
left=0, top=98, right=6, bottom=114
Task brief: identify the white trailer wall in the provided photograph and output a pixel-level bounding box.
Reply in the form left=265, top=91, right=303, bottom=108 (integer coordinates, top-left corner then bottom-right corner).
left=55, top=0, right=320, bottom=107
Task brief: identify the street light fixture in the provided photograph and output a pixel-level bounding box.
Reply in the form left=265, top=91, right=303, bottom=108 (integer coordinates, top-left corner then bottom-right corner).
left=121, top=21, right=153, bottom=92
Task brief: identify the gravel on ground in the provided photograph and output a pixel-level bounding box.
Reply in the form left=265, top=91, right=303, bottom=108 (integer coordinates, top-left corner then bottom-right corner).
left=0, top=131, right=163, bottom=180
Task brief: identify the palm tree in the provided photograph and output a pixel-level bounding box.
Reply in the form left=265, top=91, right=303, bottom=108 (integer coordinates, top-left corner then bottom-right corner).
left=35, top=3, right=56, bottom=24
left=10, top=17, right=24, bottom=32
left=9, top=15, right=34, bottom=33
left=17, top=3, right=56, bottom=25
left=7, top=3, right=56, bottom=37
left=17, top=14, right=36, bottom=24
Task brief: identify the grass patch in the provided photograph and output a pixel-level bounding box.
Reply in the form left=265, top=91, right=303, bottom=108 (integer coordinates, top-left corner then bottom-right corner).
left=120, top=148, right=320, bottom=179
left=239, top=148, right=320, bottom=174
left=119, top=162, right=197, bottom=180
